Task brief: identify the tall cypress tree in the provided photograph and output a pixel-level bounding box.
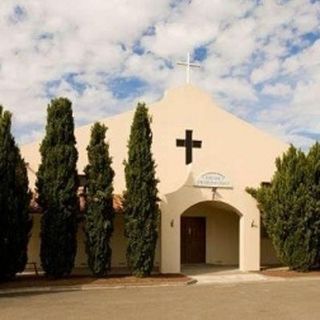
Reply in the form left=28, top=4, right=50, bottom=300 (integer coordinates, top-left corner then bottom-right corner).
left=84, top=123, right=115, bottom=277
left=36, top=98, right=79, bottom=278
left=304, top=142, right=320, bottom=268
left=0, top=106, right=32, bottom=280
left=247, top=145, right=320, bottom=271
left=124, top=103, right=160, bottom=277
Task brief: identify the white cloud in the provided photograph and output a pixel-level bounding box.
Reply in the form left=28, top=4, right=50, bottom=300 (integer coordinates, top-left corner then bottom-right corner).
left=262, top=83, right=292, bottom=97
left=0, top=0, right=319, bottom=149
left=213, top=18, right=256, bottom=66
left=251, top=60, right=280, bottom=84
left=282, top=39, right=320, bottom=76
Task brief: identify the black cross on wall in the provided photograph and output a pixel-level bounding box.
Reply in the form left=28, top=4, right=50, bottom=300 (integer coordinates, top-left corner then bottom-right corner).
left=176, top=130, right=202, bottom=165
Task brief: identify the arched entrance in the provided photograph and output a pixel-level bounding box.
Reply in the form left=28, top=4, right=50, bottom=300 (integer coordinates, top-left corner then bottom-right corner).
left=160, top=183, right=260, bottom=274
left=180, top=201, right=240, bottom=269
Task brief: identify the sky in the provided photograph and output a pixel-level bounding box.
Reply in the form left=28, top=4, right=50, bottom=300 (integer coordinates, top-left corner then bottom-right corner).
left=0, top=0, right=319, bottom=148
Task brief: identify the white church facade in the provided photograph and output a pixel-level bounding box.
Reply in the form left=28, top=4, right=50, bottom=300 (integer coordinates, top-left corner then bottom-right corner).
left=21, top=85, right=288, bottom=273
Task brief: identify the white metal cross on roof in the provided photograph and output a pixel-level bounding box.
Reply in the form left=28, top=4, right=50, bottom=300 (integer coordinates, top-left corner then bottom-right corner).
left=177, top=52, right=200, bottom=84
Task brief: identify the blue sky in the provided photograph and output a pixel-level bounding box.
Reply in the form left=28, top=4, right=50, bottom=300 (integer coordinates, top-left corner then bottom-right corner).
left=0, top=0, right=319, bottom=148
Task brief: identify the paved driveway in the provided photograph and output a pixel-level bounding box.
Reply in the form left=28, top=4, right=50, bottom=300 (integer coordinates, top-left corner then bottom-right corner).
left=1, top=279, right=320, bottom=320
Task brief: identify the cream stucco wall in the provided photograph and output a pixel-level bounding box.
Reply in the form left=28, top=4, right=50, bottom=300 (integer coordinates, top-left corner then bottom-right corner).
left=74, top=215, right=160, bottom=269
left=22, top=85, right=288, bottom=273
left=21, top=85, right=288, bottom=194
left=28, top=214, right=160, bottom=270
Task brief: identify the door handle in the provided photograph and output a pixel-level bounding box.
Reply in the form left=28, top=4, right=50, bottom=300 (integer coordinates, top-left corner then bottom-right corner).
left=188, top=227, right=192, bottom=236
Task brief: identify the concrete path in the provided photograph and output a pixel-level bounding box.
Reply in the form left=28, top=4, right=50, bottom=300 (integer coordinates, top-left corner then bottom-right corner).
left=182, top=264, right=271, bottom=285
left=189, top=272, right=269, bottom=284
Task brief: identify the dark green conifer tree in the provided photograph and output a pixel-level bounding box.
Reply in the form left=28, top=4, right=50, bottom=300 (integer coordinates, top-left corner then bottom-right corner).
left=84, top=122, right=114, bottom=277
left=0, top=106, right=32, bottom=280
left=123, top=103, right=160, bottom=277
left=304, top=142, right=320, bottom=268
left=247, top=145, right=320, bottom=271
left=36, top=98, right=79, bottom=278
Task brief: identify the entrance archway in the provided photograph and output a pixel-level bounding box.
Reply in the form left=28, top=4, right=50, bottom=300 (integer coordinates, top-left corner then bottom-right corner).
left=180, top=201, right=240, bottom=269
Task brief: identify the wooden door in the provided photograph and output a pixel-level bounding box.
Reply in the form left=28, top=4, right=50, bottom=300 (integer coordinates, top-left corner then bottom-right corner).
left=181, top=217, right=206, bottom=264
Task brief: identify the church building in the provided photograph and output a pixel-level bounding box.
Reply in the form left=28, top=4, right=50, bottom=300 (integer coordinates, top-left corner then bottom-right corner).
left=21, top=84, right=288, bottom=273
